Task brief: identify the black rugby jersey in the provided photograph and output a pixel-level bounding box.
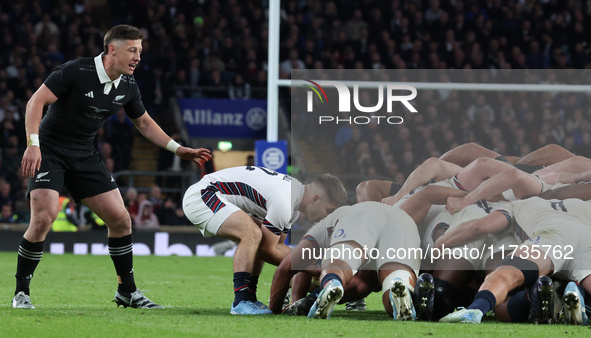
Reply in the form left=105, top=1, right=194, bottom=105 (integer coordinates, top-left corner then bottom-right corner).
left=41, top=54, right=145, bottom=149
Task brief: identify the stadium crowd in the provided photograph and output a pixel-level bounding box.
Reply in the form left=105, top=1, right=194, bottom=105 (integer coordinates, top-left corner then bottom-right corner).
left=0, top=0, right=591, bottom=226
left=276, top=0, right=591, bottom=182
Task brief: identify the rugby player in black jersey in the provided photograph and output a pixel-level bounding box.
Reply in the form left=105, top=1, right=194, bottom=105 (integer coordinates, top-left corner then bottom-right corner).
left=12, top=25, right=211, bottom=309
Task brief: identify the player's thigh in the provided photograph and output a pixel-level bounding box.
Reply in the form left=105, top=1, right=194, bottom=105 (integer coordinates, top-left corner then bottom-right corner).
left=183, top=181, right=245, bottom=238
left=376, top=213, right=421, bottom=275
left=511, top=245, right=554, bottom=276
left=81, top=188, right=130, bottom=227
left=439, top=142, right=500, bottom=167
left=355, top=180, right=396, bottom=202
left=27, top=145, right=66, bottom=209
left=217, top=209, right=262, bottom=243
left=63, top=151, right=118, bottom=203
left=455, top=157, right=513, bottom=191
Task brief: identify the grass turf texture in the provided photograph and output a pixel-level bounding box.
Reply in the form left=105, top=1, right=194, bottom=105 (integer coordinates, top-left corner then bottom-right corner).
left=0, top=253, right=590, bottom=337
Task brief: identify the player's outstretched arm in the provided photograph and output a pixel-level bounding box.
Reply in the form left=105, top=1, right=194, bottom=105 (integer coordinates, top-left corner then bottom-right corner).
left=22, top=84, right=58, bottom=178
left=383, top=157, right=461, bottom=206
left=556, top=169, right=591, bottom=185
left=130, top=112, right=212, bottom=164
left=446, top=168, right=541, bottom=214
left=434, top=211, right=509, bottom=250
left=268, top=239, right=317, bottom=313
left=398, top=185, right=467, bottom=225
left=515, top=144, right=575, bottom=167
left=540, top=183, right=591, bottom=201
left=258, top=226, right=290, bottom=266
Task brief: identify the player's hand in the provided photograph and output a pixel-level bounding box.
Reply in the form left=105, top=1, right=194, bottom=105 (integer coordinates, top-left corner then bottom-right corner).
left=176, top=146, right=212, bottom=165
left=22, top=146, right=42, bottom=178
left=555, top=172, right=576, bottom=184
left=445, top=196, right=466, bottom=215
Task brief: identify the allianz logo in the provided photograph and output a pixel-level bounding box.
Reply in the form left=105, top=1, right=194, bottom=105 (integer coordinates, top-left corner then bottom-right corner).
left=183, top=109, right=244, bottom=126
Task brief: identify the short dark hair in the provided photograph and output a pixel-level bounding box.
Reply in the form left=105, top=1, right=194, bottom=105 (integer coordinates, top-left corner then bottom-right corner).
left=103, top=25, right=144, bottom=54
left=312, top=173, right=348, bottom=207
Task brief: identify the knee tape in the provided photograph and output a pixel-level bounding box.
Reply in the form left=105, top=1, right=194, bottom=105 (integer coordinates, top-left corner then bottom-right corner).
left=382, top=270, right=415, bottom=295
left=498, top=257, right=539, bottom=286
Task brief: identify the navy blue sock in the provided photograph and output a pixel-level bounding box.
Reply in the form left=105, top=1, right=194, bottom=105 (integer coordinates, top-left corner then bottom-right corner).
left=310, top=287, right=321, bottom=298
left=233, top=272, right=253, bottom=306
left=575, top=283, right=586, bottom=297
left=467, top=290, right=497, bottom=314
left=320, top=273, right=342, bottom=289
left=249, top=275, right=259, bottom=301
left=507, top=291, right=530, bottom=322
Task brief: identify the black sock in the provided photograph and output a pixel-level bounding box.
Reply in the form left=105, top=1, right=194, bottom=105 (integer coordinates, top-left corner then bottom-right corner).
left=15, top=238, right=44, bottom=295
left=108, top=235, right=136, bottom=293
left=233, top=272, right=253, bottom=306
left=320, top=273, right=342, bottom=288
left=310, top=287, right=321, bottom=298
left=249, top=275, right=259, bottom=301
left=507, top=291, right=530, bottom=322
left=467, top=290, right=497, bottom=314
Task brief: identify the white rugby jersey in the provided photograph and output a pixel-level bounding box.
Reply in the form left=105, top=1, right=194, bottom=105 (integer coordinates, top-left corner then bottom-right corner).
left=199, top=166, right=304, bottom=234
left=303, top=205, right=351, bottom=249
left=448, top=200, right=512, bottom=231
left=511, top=196, right=591, bottom=242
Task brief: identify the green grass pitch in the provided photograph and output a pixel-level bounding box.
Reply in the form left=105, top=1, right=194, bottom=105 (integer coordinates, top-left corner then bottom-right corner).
left=0, top=253, right=590, bottom=337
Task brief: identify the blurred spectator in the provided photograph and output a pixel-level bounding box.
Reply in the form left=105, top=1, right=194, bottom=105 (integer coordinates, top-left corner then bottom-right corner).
left=0, top=203, right=16, bottom=223
left=134, top=200, right=160, bottom=228
left=125, top=187, right=140, bottom=220
left=246, top=155, right=255, bottom=166
left=2, top=135, right=23, bottom=174
left=150, top=185, right=163, bottom=209
left=156, top=198, right=191, bottom=225
left=0, top=179, right=15, bottom=208
left=228, top=74, right=251, bottom=100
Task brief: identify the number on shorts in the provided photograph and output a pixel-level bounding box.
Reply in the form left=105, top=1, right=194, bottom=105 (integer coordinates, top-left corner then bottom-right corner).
left=476, top=200, right=493, bottom=214
left=550, top=200, right=568, bottom=213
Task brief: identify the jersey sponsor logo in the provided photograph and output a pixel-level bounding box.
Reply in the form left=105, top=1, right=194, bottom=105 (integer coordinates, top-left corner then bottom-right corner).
left=89, top=106, right=109, bottom=113
left=85, top=91, right=94, bottom=98
left=83, top=106, right=109, bottom=119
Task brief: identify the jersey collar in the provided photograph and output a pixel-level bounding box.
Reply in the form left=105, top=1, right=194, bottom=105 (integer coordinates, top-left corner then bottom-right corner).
left=94, top=53, right=122, bottom=95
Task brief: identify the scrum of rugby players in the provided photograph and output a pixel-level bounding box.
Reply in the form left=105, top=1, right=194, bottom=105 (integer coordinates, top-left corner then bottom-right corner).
left=269, top=142, right=591, bottom=326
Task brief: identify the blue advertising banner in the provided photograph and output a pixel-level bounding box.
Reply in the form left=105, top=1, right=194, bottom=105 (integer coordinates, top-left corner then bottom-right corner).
left=255, top=140, right=288, bottom=174
left=179, top=98, right=267, bottom=138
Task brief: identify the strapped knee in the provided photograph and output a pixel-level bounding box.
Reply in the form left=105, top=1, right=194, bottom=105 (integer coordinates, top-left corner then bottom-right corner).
left=382, top=270, right=415, bottom=295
